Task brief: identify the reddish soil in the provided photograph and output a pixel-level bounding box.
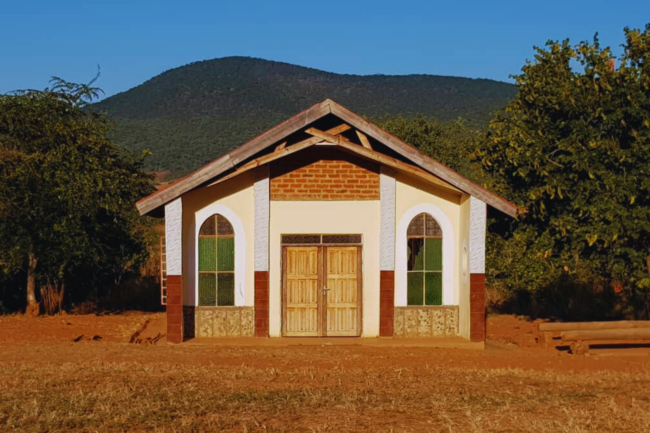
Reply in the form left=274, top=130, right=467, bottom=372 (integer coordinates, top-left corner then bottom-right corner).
left=0, top=311, right=157, bottom=344
left=487, top=314, right=547, bottom=348
left=1, top=313, right=649, bottom=432
left=1, top=313, right=648, bottom=371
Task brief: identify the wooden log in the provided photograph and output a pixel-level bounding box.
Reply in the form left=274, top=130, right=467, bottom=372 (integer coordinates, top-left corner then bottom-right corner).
left=540, top=321, right=650, bottom=333
left=570, top=341, right=589, bottom=355
left=538, top=331, right=554, bottom=348
left=561, top=328, right=650, bottom=342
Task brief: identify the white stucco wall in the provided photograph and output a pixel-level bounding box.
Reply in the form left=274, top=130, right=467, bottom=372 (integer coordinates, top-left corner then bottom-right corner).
left=254, top=167, right=270, bottom=272
left=269, top=200, right=381, bottom=337
left=469, top=196, right=487, bottom=274
left=164, top=198, right=183, bottom=276
left=380, top=167, right=396, bottom=271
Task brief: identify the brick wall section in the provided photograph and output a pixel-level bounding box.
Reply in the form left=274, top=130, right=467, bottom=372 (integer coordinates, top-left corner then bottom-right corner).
left=254, top=271, right=269, bottom=337
left=270, top=148, right=379, bottom=201
left=379, top=271, right=395, bottom=337
left=166, top=275, right=183, bottom=344
left=470, top=273, right=486, bottom=342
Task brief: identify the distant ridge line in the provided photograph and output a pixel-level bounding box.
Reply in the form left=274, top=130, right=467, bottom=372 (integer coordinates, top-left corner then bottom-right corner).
left=95, top=56, right=516, bottom=173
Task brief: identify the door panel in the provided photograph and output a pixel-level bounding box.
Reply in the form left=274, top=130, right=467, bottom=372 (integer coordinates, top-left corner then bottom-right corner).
left=325, top=247, right=360, bottom=336
left=284, top=247, right=320, bottom=336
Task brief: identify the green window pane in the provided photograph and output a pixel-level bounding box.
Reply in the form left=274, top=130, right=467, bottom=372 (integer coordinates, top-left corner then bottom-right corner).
left=198, top=237, right=217, bottom=272
left=425, top=238, right=443, bottom=271
left=217, top=237, right=235, bottom=271
left=425, top=272, right=443, bottom=305
left=217, top=273, right=235, bottom=306
left=407, top=238, right=424, bottom=271
left=407, top=272, right=424, bottom=306
left=198, top=273, right=216, bottom=306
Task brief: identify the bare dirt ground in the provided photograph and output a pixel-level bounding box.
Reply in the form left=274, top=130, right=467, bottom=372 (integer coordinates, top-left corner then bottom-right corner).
left=1, top=314, right=650, bottom=432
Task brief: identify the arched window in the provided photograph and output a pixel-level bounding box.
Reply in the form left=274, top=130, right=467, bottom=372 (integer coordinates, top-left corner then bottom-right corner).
left=198, top=214, right=235, bottom=306
left=407, top=213, right=443, bottom=306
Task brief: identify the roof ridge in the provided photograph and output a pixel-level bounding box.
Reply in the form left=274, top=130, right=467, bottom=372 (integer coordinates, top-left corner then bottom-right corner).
left=137, top=99, right=518, bottom=217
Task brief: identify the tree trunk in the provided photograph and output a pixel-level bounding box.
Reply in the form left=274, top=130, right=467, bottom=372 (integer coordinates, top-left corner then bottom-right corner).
left=58, top=283, right=65, bottom=313
left=25, top=252, right=40, bottom=316
left=646, top=256, right=650, bottom=319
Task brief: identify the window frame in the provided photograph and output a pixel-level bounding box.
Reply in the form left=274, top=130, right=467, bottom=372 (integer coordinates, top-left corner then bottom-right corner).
left=198, top=214, right=236, bottom=306
left=395, top=203, right=455, bottom=307
left=406, top=213, right=443, bottom=306
left=194, top=203, right=246, bottom=308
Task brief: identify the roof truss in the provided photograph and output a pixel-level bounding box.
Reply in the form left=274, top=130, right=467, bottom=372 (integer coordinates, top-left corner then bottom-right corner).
left=304, top=128, right=461, bottom=194
left=136, top=99, right=518, bottom=217
left=209, top=124, right=351, bottom=187
left=208, top=123, right=462, bottom=195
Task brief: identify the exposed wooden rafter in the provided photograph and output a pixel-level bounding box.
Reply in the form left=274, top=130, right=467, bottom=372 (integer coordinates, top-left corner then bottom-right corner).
left=136, top=100, right=333, bottom=215
left=208, top=124, right=351, bottom=187
left=304, top=127, right=357, bottom=146
left=305, top=127, right=462, bottom=194
left=136, top=98, right=519, bottom=217
left=356, top=130, right=372, bottom=150
left=328, top=101, right=518, bottom=216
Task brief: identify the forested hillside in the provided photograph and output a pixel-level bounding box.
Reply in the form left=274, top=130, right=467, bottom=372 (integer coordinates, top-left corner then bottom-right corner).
left=94, top=57, right=516, bottom=173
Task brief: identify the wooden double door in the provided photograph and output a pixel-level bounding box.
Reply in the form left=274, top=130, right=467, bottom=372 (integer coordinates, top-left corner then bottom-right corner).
left=282, top=246, right=362, bottom=337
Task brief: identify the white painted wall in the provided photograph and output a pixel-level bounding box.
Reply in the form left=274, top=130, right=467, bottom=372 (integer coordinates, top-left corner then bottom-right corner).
left=469, top=197, right=487, bottom=274
left=269, top=200, right=381, bottom=337
left=164, top=198, right=183, bottom=276
left=380, top=167, right=396, bottom=271
left=254, top=167, right=270, bottom=272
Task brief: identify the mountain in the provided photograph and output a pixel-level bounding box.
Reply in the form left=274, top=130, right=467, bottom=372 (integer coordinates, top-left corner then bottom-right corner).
left=95, top=57, right=516, bottom=173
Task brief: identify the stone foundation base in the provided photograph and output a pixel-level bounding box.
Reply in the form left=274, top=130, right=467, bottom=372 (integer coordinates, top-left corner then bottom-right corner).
left=190, top=307, right=255, bottom=337
left=393, top=306, right=459, bottom=337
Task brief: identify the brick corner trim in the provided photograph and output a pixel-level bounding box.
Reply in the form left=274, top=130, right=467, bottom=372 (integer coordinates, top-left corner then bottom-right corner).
left=379, top=271, right=395, bottom=337
left=166, top=275, right=183, bottom=344
left=469, top=273, right=486, bottom=342
left=254, top=271, right=270, bottom=337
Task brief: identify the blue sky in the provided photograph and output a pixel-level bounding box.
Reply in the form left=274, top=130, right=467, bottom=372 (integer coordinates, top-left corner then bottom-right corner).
left=1, top=0, right=648, bottom=98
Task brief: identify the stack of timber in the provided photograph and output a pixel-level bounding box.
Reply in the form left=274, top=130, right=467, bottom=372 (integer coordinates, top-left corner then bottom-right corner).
left=538, top=321, right=650, bottom=355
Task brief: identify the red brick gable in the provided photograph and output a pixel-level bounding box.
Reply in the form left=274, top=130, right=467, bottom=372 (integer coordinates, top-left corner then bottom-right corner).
left=270, top=147, right=379, bottom=201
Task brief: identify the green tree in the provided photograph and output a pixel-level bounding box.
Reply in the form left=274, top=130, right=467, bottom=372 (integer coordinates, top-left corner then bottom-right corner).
left=376, top=114, right=484, bottom=178
left=0, top=76, right=154, bottom=315
left=478, top=25, right=650, bottom=317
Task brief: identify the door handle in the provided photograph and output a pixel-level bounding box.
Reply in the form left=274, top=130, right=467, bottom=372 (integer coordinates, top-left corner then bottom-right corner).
left=323, top=286, right=330, bottom=293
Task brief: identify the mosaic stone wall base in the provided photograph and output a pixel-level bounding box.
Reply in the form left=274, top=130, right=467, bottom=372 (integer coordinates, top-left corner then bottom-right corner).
left=194, top=307, right=255, bottom=337
left=393, top=306, right=459, bottom=337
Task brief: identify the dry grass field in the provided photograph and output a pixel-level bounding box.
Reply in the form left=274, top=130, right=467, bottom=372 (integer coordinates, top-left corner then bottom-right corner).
left=1, top=314, right=650, bottom=432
